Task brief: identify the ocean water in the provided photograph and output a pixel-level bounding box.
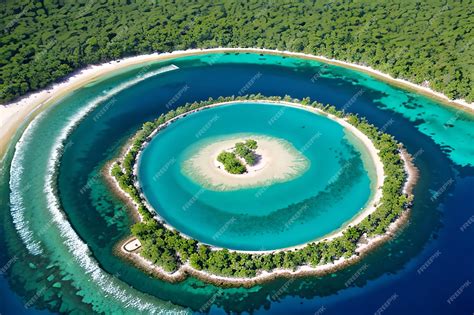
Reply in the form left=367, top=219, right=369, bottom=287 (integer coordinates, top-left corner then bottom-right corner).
left=139, top=102, right=374, bottom=250
left=0, top=52, right=473, bottom=314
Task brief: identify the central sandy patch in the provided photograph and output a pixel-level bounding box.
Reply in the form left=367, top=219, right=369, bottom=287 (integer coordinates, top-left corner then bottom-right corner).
left=181, top=134, right=310, bottom=191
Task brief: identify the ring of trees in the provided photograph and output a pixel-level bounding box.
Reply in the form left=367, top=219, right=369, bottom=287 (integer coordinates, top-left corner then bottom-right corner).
left=111, top=94, right=412, bottom=278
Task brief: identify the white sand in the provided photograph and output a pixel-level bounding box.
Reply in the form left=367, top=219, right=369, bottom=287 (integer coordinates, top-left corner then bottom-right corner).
left=202, top=101, right=387, bottom=253
left=113, top=100, right=419, bottom=285
left=182, top=135, right=309, bottom=191
left=0, top=46, right=431, bottom=285
left=1, top=47, right=472, bottom=159
left=126, top=100, right=386, bottom=254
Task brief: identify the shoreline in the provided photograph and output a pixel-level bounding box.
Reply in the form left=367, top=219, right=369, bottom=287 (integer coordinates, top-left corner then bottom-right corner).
left=107, top=99, right=418, bottom=286
left=1, top=47, right=472, bottom=159
left=115, top=146, right=416, bottom=287
left=400, top=147, right=419, bottom=196
left=118, top=208, right=411, bottom=288
left=111, top=100, right=386, bottom=254
left=102, top=161, right=142, bottom=224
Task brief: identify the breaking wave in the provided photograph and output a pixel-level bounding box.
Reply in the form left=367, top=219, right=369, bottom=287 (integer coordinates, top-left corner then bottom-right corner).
left=10, top=64, right=185, bottom=313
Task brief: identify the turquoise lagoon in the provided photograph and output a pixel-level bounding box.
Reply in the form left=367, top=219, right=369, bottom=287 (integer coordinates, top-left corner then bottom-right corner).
left=1, top=51, right=473, bottom=314
left=138, top=102, right=375, bottom=250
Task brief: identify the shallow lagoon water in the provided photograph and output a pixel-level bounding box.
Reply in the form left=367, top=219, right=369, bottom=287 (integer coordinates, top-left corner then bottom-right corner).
left=139, top=102, right=374, bottom=250
left=0, top=52, right=473, bottom=314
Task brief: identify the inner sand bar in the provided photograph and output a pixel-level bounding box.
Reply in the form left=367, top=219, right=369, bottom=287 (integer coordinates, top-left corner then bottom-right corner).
left=181, top=134, right=310, bottom=191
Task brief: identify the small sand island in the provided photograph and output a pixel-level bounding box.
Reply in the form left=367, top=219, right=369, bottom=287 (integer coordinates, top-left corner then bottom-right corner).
left=182, top=135, right=309, bottom=190
left=109, top=95, right=417, bottom=287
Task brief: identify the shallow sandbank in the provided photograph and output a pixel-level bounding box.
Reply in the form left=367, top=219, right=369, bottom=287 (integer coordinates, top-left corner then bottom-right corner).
left=181, top=135, right=309, bottom=191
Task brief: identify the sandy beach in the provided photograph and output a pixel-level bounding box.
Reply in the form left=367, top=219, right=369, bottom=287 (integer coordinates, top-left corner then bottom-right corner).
left=0, top=44, right=439, bottom=285
left=118, top=187, right=415, bottom=288
left=115, top=146, right=417, bottom=288
left=249, top=101, right=386, bottom=250
left=112, top=100, right=386, bottom=254
left=182, top=135, right=309, bottom=191
left=108, top=99, right=418, bottom=286
left=1, top=47, right=472, bottom=160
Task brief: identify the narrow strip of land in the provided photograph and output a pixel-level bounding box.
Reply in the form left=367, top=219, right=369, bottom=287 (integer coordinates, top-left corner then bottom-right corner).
left=107, top=97, right=417, bottom=286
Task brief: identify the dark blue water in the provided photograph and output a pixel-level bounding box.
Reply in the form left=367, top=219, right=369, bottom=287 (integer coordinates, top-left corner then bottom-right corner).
left=1, top=52, right=473, bottom=314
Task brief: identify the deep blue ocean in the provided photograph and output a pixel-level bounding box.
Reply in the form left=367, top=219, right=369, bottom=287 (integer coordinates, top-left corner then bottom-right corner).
left=0, top=52, right=473, bottom=314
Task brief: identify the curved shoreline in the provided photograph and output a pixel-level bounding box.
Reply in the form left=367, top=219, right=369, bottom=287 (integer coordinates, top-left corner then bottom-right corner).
left=118, top=209, right=413, bottom=288
left=107, top=98, right=417, bottom=286
left=112, top=100, right=386, bottom=254
left=114, top=149, right=417, bottom=288
left=0, top=47, right=423, bottom=288
left=1, top=47, right=472, bottom=159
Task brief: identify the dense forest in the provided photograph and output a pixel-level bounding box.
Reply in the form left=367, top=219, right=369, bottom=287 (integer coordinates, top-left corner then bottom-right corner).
left=1, top=0, right=473, bottom=103
left=112, top=94, right=412, bottom=277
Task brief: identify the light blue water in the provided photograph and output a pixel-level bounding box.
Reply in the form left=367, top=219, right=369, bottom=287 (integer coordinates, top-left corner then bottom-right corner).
left=138, top=103, right=374, bottom=250
left=1, top=51, right=473, bottom=314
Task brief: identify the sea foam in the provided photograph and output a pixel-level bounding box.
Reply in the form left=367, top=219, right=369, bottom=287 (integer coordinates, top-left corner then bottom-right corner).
left=10, top=64, right=182, bottom=312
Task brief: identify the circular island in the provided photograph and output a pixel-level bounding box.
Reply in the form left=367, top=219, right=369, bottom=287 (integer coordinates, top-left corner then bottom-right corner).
left=111, top=95, right=415, bottom=285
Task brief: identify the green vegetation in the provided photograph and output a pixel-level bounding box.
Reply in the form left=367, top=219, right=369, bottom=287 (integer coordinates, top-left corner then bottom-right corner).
left=216, top=138, right=259, bottom=174
left=244, top=139, right=257, bottom=150
left=111, top=94, right=413, bottom=278
left=1, top=1, right=473, bottom=103
left=234, top=139, right=258, bottom=166
left=217, top=151, right=246, bottom=174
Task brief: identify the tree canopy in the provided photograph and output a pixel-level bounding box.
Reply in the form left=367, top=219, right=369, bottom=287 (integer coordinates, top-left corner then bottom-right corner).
left=1, top=0, right=473, bottom=103
left=111, top=94, right=413, bottom=279
left=217, top=151, right=246, bottom=174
